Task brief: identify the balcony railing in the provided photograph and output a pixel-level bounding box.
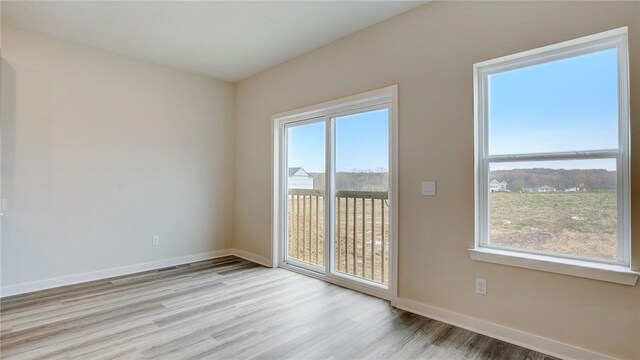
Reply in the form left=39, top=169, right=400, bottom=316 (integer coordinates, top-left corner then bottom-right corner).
left=287, top=189, right=389, bottom=285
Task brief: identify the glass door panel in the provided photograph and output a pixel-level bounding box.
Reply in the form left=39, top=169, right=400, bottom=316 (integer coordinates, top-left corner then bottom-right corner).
left=285, top=120, right=325, bottom=271
left=333, top=108, right=389, bottom=286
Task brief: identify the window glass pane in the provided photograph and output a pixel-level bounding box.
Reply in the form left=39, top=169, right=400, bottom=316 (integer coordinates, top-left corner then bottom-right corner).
left=334, top=108, right=389, bottom=285
left=286, top=121, right=325, bottom=269
left=488, top=159, right=617, bottom=261
left=335, top=109, right=389, bottom=191
left=488, top=48, right=618, bottom=155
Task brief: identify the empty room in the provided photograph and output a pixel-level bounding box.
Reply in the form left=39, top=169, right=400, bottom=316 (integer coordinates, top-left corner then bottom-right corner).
left=0, top=1, right=638, bottom=359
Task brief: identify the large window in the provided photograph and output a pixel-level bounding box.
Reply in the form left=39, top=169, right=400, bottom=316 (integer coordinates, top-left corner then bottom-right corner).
left=473, top=28, right=631, bottom=275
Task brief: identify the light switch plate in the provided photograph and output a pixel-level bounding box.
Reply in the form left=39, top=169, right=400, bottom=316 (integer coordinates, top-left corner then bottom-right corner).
left=476, top=278, right=487, bottom=295
left=421, top=181, right=436, bottom=196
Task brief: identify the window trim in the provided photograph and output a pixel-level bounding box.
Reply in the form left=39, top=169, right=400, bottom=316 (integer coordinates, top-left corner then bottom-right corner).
left=471, top=27, right=635, bottom=283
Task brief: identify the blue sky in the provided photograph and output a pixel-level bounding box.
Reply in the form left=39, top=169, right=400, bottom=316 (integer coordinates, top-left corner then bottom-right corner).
left=287, top=121, right=325, bottom=173
left=489, top=48, right=618, bottom=171
left=287, top=109, right=389, bottom=173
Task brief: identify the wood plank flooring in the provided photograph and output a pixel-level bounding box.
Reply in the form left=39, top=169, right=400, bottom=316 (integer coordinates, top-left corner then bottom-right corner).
left=0, top=256, right=556, bottom=359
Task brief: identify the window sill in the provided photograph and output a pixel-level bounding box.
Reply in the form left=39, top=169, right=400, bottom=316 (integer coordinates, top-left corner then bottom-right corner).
left=468, top=248, right=638, bottom=285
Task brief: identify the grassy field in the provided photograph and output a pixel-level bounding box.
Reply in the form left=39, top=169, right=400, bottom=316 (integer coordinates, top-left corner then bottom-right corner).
left=489, top=190, right=617, bottom=260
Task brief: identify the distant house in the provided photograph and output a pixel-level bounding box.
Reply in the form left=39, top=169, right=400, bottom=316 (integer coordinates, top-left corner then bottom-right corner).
left=489, top=179, right=509, bottom=193
left=522, top=185, right=557, bottom=193
left=288, top=167, right=314, bottom=189
left=538, top=186, right=556, bottom=192
left=565, top=184, right=586, bottom=192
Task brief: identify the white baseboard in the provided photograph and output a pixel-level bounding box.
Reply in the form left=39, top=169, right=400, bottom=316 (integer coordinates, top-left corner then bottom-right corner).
left=231, top=248, right=272, bottom=268
left=395, top=297, right=614, bottom=360
left=0, top=249, right=234, bottom=298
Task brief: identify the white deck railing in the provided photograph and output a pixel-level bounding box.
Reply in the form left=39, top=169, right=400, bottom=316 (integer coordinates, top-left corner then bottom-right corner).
left=288, top=189, right=389, bottom=285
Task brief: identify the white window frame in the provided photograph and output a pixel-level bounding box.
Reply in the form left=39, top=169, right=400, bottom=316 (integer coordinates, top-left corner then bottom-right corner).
left=470, top=27, right=638, bottom=286
left=271, top=85, right=399, bottom=303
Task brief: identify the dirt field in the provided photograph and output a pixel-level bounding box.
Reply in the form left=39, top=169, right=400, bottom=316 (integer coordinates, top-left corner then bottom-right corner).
left=489, top=190, right=617, bottom=260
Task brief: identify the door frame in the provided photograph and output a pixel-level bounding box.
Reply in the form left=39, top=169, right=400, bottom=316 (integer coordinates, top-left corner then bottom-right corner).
left=271, top=85, right=398, bottom=304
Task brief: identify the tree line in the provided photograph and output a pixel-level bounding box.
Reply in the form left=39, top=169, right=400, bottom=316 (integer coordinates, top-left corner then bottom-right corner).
left=309, top=172, right=389, bottom=191
left=490, top=168, right=616, bottom=192
left=308, top=168, right=615, bottom=193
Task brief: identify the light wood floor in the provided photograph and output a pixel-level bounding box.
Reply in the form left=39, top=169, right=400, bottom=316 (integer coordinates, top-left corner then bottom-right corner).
left=1, top=256, right=555, bottom=359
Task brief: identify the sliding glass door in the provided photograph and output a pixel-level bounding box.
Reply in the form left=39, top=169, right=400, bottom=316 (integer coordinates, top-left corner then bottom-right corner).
left=276, top=87, right=396, bottom=298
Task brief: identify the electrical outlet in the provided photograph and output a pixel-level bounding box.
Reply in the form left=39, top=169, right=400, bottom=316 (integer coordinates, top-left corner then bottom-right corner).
left=152, top=235, right=160, bottom=246
left=476, top=278, right=487, bottom=295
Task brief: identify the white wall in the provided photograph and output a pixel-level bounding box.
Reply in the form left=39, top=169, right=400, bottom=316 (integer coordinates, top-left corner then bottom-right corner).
left=233, top=2, right=640, bottom=359
left=0, top=27, right=235, bottom=288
